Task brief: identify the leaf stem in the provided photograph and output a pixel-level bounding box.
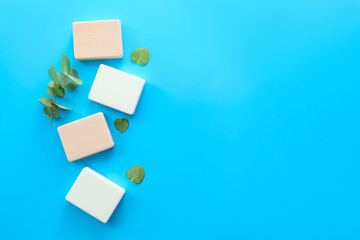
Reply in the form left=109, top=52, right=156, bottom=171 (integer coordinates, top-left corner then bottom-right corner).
left=51, top=96, right=56, bottom=125
left=60, top=74, right=66, bottom=84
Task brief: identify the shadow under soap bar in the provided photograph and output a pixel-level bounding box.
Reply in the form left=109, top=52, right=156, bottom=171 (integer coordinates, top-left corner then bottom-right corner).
left=73, top=19, right=123, bottom=60
left=57, top=112, right=114, bottom=162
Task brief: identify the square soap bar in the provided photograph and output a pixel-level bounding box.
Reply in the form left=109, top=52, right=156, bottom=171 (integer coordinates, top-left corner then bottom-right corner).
left=89, top=64, right=145, bottom=115
left=73, top=20, right=123, bottom=60
left=58, top=112, right=114, bottom=162
left=66, top=167, right=125, bottom=223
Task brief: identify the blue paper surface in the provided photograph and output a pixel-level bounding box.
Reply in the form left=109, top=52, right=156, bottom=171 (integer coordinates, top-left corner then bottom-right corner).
left=0, top=0, right=359, bottom=239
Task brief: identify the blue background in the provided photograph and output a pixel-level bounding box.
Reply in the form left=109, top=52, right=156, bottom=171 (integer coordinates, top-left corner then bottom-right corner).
left=0, top=0, right=359, bottom=239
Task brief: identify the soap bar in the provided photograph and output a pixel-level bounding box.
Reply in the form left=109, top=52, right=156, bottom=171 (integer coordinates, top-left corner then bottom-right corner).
left=73, top=20, right=123, bottom=60
left=66, top=167, right=125, bottom=223
left=88, top=64, right=145, bottom=115
left=57, top=112, right=114, bottom=162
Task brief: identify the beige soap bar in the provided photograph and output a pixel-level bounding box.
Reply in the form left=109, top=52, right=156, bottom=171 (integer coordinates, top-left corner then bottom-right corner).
left=58, top=113, right=114, bottom=162
left=73, top=19, right=123, bottom=60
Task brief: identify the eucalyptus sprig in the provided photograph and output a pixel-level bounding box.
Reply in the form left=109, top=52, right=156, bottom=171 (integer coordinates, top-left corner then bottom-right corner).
left=38, top=53, right=83, bottom=124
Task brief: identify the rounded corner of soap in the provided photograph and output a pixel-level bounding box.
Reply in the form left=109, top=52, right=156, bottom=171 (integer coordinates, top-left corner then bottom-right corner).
left=101, top=218, right=109, bottom=224
left=87, top=94, right=92, bottom=101
left=98, top=64, right=107, bottom=70
left=127, top=110, right=135, bottom=116
left=73, top=53, right=82, bottom=61
left=82, top=166, right=91, bottom=172
left=115, top=50, right=123, bottom=58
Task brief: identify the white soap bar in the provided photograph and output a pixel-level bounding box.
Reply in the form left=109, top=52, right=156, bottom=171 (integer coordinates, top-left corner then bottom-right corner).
left=66, top=167, right=125, bottom=223
left=88, top=64, right=145, bottom=115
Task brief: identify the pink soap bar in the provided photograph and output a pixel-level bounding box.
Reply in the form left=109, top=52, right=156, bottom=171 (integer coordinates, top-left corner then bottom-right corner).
left=73, top=19, right=123, bottom=60
left=57, top=113, right=114, bottom=162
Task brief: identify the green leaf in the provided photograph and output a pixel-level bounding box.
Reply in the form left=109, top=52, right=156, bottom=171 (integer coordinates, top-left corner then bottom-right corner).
left=38, top=98, right=55, bottom=106
left=48, top=81, right=56, bottom=88
left=47, top=81, right=65, bottom=97
left=46, top=85, right=65, bottom=97
left=51, top=102, right=71, bottom=110
left=64, top=73, right=83, bottom=85
left=131, top=47, right=150, bottom=65
left=126, top=166, right=145, bottom=184
left=48, top=66, right=60, bottom=84
left=44, top=105, right=59, bottom=119
left=50, top=87, right=65, bottom=97
left=61, top=53, right=71, bottom=74
left=69, top=68, right=79, bottom=78
left=114, top=118, right=129, bottom=133
left=58, top=69, right=79, bottom=91
left=46, top=87, right=55, bottom=96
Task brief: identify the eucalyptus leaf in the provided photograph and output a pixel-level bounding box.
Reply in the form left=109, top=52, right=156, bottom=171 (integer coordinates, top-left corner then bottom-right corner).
left=126, top=166, right=145, bottom=184
left=51, top=102, right=71, bottom=110
left=46, top=82, right=57, bottom=96
left=58, top=69, right=79, bottom=91
left=61, top=53, right=71, bottom=74
left=65, top=73, right=83, bottom=85
left=131, top=47, right=150, bottom=65
left=50, top=87, right=65, bottom=97
left=47, top=81, right=65, bottom=97
left=48, top=66, right=60, bottom=84
left=48, top=81, right=56, bottom=88
left=69, top=68, right=79, bottom=78
left=38, top=98, right=55, bottom=106
left=114, top=118, right=129, bottom=133
left=44, top=105, right=59, bottom=119
left=46, top=87, right=55, bottom=96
